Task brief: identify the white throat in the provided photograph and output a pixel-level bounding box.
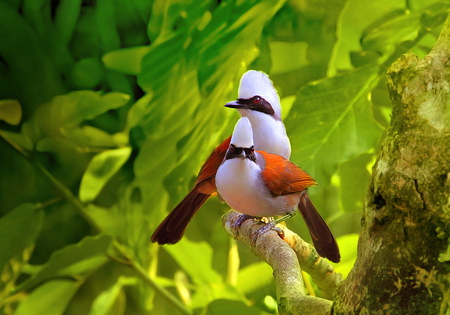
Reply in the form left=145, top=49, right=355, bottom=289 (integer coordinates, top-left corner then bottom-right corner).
left=238, top=109, right=291, bottom=159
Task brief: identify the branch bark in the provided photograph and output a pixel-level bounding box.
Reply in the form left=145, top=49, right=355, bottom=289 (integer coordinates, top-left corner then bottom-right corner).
left=222, top=210, right=341, bottom=315
left=334, top=14, right=450, bottom=315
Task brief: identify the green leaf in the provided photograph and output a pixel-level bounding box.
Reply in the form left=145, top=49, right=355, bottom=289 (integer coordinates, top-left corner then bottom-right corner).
left=338, top=153, right=374, bottom=212
left=164, top=238, right=221, bottom=285
left=333, top=233, right=359, bottom=278
left=269, top=41, right=310, bottom=75
left=34, top=91, right=130, bottom=135
left=70, top=58, right=104, bottom=89
left=84, top=204, right=119, bottom=235
left=0, top=130, right=34, bottom=151
left=0, top=204, right=43, bottom=297
left=79, top=147, right=132, bottom=203
left=237, top=262, right=273, bottom=294
left=18, top=234, right=112, bottom=292
left=89, top=276, right=138, bottom=315
left=102, top=46, right=151, bottom=75
left=0, top=99, right=22, bottom=125
left=286, top=65, right=382, bottom=186
left=329, top=0, right=405, bottom=74
left=14, top=280, right=81, bottom=315
left=361, top=12, right=422, bottom=59
left=60, top=126, right=126, bottom=148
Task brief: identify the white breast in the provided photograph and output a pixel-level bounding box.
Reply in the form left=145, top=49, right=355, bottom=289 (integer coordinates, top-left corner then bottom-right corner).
left=216, top=154, right=298, bottom=217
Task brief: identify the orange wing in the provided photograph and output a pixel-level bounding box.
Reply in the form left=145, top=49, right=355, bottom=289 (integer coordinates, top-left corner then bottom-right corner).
left=259, top=151, right=317, bottom=197
left=194, top=136, right=231, bottom=192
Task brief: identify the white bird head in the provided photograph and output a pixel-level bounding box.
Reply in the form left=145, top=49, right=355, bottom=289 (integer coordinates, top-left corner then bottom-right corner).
left=230, top=117, right=254, bottom=148
left=225, top=70, right=281, bottom=120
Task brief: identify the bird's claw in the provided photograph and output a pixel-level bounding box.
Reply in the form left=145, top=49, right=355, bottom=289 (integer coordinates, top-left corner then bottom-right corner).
left=251, top=220, right=284, bottom=244
left=232, top=214, right=255, bottom=229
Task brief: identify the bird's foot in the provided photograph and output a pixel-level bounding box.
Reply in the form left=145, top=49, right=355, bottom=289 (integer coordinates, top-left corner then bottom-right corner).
left=251, top=220, right=285, bottom=244
left=230, top=214, right=258, bottom=238
left=233, top=214, right=255, bottom=229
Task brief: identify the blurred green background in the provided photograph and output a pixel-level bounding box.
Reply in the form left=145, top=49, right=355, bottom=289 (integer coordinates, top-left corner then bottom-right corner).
left=0, top=0, right=448, bottom=314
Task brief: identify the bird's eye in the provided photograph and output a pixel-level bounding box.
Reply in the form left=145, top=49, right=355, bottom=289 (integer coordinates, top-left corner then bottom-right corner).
left=250, top=146, right=255, bottom=153
left=229, top=145, right=235, bottom=152
left=253, top=96, right=261, bottom=104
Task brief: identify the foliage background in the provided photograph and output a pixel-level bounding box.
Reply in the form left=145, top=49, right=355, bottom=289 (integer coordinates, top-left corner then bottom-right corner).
left=0, top=0, right=448, bottom=314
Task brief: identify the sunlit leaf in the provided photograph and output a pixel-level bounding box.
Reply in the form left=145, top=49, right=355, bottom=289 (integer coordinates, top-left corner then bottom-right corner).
left=0, top=99, right=22, bottom=125
left=332, top=234, right=359, bottom=278
left=164, top=238, right=221, bottom=285
left=14, top=280, right=81, bottom=315
left=84, top=204, right=119, bottom=235
left=79, top=147, right=132, bottom=202
left=18, top=234, right=112, bottom=291
left=34, top=91, right=130, bottom=134
left=286, top=65, right=382, bottom=186
left=329, top=0, right=405, bottom=74
left=237, top=262, right=273, bottom=294
left=338, top=153, right=374, bottom=212
left=269, top=41, right=309, bottom=75
left=102, top=46, right=151, bottom=75
left=60, top=126, right=124, bottom=148
left=89, top=276, right=138, bottom=315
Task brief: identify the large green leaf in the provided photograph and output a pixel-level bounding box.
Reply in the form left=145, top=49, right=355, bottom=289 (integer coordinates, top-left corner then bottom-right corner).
left=0, top=204, right=43, bottom=298
left=0, top=99, right=22, bottom=125
left=286, top=65, right=382, bottom=186
left=164, top=239, right=221, bottom=285
left=329, top=0, right=405, bottom=74
left=34, top=91, right=130, bottom=131
left=89, top=276, right=138, bottom=315
left=163, top=239, right=245, bottom=308
left=338, top=153, right=374, bottom=213
left=79, top=147, right=132, bottom=203
left=102, top=46, right=151, bottom=75
left=18, top=234, right=112, bottom=291
left=237, top=262, right=273, bottom=295
left=333, top=234, right=359, bottom=278
left=14, top=280, right=81, bottom=315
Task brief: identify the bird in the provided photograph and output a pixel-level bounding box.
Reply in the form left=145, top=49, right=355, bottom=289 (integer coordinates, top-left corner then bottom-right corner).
left=216, top=117, right=340, bottom=263
left=151, top=70, right=291, bottom=245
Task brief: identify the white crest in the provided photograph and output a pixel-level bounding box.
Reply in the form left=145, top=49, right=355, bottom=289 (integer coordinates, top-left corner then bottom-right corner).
left=230, top=117, right=254, bottom=148
left=238, top=70, right=281, bottom=118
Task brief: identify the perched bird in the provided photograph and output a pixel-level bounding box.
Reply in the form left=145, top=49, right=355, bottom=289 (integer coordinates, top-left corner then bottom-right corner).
left=151, top=70, right=291, bottom=245
left=216, top=117, right=340, bottom=263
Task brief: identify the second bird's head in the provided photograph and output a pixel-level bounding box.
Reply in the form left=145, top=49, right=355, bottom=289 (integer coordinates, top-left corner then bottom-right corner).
left=225, top=70, right=281, bottom=121
left=226, top=117, right=256, bottom=162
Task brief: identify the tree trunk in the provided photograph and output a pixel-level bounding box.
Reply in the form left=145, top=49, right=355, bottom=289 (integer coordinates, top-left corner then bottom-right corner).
left=334, top=15, right=450, bottom=315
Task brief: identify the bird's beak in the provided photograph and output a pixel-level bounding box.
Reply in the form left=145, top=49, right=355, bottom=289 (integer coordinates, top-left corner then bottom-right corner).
left=224, top=99, right=247, bottom=109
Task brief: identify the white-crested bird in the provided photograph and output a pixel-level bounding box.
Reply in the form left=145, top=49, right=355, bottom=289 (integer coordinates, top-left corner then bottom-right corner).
left=216, top=117, right=340, bottom=263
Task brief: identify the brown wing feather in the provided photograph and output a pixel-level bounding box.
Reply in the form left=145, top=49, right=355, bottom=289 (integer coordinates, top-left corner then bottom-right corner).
left=258, top=151, right=317, bottom=197
left=195, top=136, right=231, bottom=189
left=152, top=136, right=231, bottom=244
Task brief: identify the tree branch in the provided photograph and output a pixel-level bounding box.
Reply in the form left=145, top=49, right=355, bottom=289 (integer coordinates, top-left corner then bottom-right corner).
left=222, top=210, right=341, bottom=314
